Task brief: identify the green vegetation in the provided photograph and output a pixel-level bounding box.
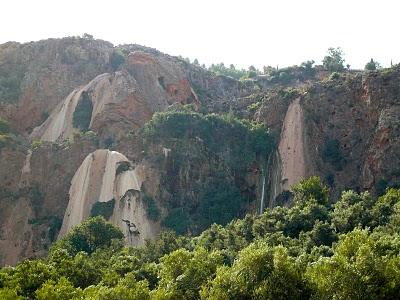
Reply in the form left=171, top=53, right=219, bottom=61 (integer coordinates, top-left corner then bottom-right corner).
left=141, top=111, right=273, bottom=234
left=162, top=208, right=190, bottom=235
left=72, top=91, right=93, bottom=132
left=0, top=73, right=23, bottom=104
left=206, top=61, right=316, bottom=83
left=322, top=138, right=345, bottom=170
left=142, top=195, right=160, bottom=222
left=323, top=47, right=345, bottom=72
left=0, top=118, right=10, bottom=134
left=141, top=110, right=273, bottom=171
left=90, top=199, right=116, bottom=220
left=54, top=216, right=124, bottom=256
left=0, top=118, right=12, bottom=149
left=30, top=140, right=43, bottom=150
left=365, top=58, right=382, bottom=71
left=2, top=177, right=400, bottom=299
left=110, top=49, right=127, bottom=71
left=208, top=63, right=258, bottom=80
left=0, top=134, right=12, bottom=149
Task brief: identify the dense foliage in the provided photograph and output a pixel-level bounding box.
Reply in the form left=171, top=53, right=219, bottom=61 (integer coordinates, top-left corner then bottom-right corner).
left=141, top=110, right=274, bottom=234
left=141, top=110, right=273, bottom=171
left=208, top=63, right=260, bottom=80
left=2, top=177, right=400, bottom=299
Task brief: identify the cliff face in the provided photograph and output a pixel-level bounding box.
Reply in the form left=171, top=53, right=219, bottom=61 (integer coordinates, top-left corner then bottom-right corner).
left=58, top=149, right=157, bottom=247
left=30, top=51, right=199, bottom=142
left=300, top=69, right=400, bottom=198
left=0, top=137, right=98, bottom=265
left=0, top=37, right=399, bottom=265
left=0, top=37, right=113, bottom=132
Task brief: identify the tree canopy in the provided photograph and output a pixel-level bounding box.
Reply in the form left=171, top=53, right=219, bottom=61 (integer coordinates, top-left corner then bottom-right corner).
left=2, top=178, right=400, bottom=299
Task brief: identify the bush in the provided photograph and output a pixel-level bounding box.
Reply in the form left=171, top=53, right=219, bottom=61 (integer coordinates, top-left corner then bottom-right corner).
left=322, top=139, right=345, bottom=170
left=31, top=139, right=43, bottom=150
left=0, top=118, right=10, bottom=134
left=329, top=72, right=340, bottom=80
left=110, top=49, right=127, bottom=71
left=0, top=134, right=11, bottom=149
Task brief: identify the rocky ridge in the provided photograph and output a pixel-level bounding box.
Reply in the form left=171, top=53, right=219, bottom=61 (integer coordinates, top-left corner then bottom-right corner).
left=0, top=37, right=399, bottom=265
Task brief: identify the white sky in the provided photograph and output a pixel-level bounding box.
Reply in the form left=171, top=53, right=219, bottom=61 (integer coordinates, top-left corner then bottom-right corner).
left=1, top=0, right=399, bottom=69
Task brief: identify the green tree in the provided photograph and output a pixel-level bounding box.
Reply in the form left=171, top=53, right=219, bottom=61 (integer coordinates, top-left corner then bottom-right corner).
left=53, top=216, right=124, bottom=256
left=331, top=190, right=374, bottom=232
left=36, top=277, right=82, bottom=300
left=155, top=248, right=223, bottom=299
left=201, top=243, right=309, bottom=299
left=12, top=259, right=56, bottom=299
left=307, top=229, right=400, bottom=299
left=365, top=58, right=381, bottom=71
left=292, top=176, right=329, bottom=206
left=110, top=49, right=127, bottom=71
left=0, top=288, right=22, bottom=300
left=323, top=47, right=345, bottom=72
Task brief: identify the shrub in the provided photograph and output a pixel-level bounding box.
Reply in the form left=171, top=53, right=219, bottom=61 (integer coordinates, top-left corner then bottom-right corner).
left=329, top=72, right=340, bottom=80
left=0, top=134, right=11, bottom=149
left=322, top=139, right=345, bottom=170
left=31, top=139, right=43, bottom=150
left=0, top=118, right=10, bottom=134
left=110, top=49, right=127, bottom=71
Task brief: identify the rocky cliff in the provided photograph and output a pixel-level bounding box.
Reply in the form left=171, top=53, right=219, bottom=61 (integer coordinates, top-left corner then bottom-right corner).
left=0, top=37, right=399, bottom=265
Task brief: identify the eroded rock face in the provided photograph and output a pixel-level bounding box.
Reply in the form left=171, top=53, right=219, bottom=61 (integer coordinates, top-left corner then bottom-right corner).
left=0, top=138, right=98, bottom=266
left=301, top=68, right=400, bottom=197
left=268, top=98, right=309, bottom=205
left=59, top=149, right=158, bottom=246
left=0, top=38, right=113, bottom=132
left=31, top=51, right=199, bottom=142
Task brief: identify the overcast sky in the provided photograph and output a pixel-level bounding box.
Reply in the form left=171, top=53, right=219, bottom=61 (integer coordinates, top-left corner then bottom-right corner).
left=1, top=0, right=399, bottom=69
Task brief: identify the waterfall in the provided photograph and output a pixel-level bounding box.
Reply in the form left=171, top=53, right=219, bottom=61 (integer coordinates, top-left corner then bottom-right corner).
left=259, top=170, right=266, bottom=215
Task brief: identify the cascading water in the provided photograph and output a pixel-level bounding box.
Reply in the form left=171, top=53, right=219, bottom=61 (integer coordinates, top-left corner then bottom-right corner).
left=259, top=169, right=266, bottom=215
